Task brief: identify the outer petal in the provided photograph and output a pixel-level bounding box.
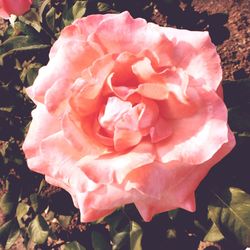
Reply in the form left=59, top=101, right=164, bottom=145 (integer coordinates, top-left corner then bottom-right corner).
left=22, top=104, right=60, bottom=158
left=78, top=142, right=155, bottom=184
left=162, top=27, right=222, bottom=90
left=157, top=87, right=230, bottom=165
left=127, top=129, right=235, bottom=221
left=90, top=11, right=172, bottom=57
left=29, top=41, right=100, bottom=103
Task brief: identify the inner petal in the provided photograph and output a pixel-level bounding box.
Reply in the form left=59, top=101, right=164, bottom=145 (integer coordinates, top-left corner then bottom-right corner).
left=98, top=96, right=132, bottom=134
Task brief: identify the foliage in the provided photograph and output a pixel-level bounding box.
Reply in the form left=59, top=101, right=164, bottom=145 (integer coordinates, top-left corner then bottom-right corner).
left=0, top=0, right=249, bottom=249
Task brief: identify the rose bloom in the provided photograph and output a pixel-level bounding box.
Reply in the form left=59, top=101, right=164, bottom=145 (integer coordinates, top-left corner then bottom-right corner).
left=0, top=0, right=32, bottom=19
left=23, top=12, right=235, bottom=222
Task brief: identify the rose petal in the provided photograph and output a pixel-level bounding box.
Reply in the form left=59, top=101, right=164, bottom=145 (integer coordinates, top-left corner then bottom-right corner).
left=150, top=117, right=172, bottom=143
left=0, top=0, right=31, bottom=18
left=156, top=88, right=230, bottom=165
left=91, top=11, right=172, bottom=57
left=78, top=142, right=155, bottom=184
left=137, top=83, right=169, bottom=100
left=162, top=28, right=222, bottom=90
left=22, top=104, right=60, bottom=158
left=30, top=41, right=100, bottom=103
left=44, top=78, right=72, bottom=115
left=40, top=131, right=81, bottom=177
left=70, top=54, right=116, bottom=116
left=62, top=112, right=108, bottom=155
left=99, top=97, right=132, bottom=133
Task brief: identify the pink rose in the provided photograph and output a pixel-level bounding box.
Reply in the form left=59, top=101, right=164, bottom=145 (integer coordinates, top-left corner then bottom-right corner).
left=23, top=12, right=235, bottom=222
left=0, top=0, right=32, bottom=19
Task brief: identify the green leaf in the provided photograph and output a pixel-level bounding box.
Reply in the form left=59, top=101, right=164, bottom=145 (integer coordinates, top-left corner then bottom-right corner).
left=28, top=215, right=49, bottom=244
left=46, top=7, right=56, bottom=32
left=5, top=220, right=20, bottom=250
left=130, top=221, right=142, bottom=250
left=72, top=1, right=87, bottom=19
left=29, top=193, right=46, bottom=214
left=63, top=241, right=86, bottom=250
left=30, top=194, right=39, bottom=213
left=19, top=8, right=42, bottom=32
left=0, top=220, right=13, bottom=245
left=92, top=230, right=111, bottom=250
left=0, top=186, right=18, bottom=217
left=97, top=2, right=111, bottom=12
left=26, top=63, right=42, bottom=86
left=57, top=215, right=72, bottom=229
left=0, top=219, right=19, bottom=249
left=208, top=187, right=250, bottom=246
left=16, top=202, right=30, bottom=228
left=0, top=193, right=15, bottom=218
left=112, top=230, right=130, bottom=250
left=62, top=1, right=87, bottom=26
left=204, top=223, right=225, bottom=242
left=0, top=36, right=50, bottom=64
left=104, top=209, right=127, bottom=237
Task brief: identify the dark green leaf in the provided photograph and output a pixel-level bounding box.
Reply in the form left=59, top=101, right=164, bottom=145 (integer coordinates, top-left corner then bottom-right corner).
left=92, top=230, right=111, bottom=250
left=208, top=187, right=250, bottom=246
left=19, top=9, right=42, bottom=32
left=130, top=221, right=142, bottom=250
left=0, top=189, right=18, bottom=217
left=104, top=209, right=128, bottom=237
left=30, top=193, right=39, bottom=213
left=63, top=241, right=86, bottom=250
left=0, top=219, right=19, bottom=249
left=46, top=7, right=56, bottom=32
left=28, top=215, right=49, bottom=244
left=26, top=63, right=42, bottom=86
left=0, top=36, right=50, bottom=64
left=0, top=220, right=13, bottom=245
left=29, top=192, right=47, bottom=214
left=5, top=220, right=20, bottom=250
left=112, top=230, right=129, bottom=250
